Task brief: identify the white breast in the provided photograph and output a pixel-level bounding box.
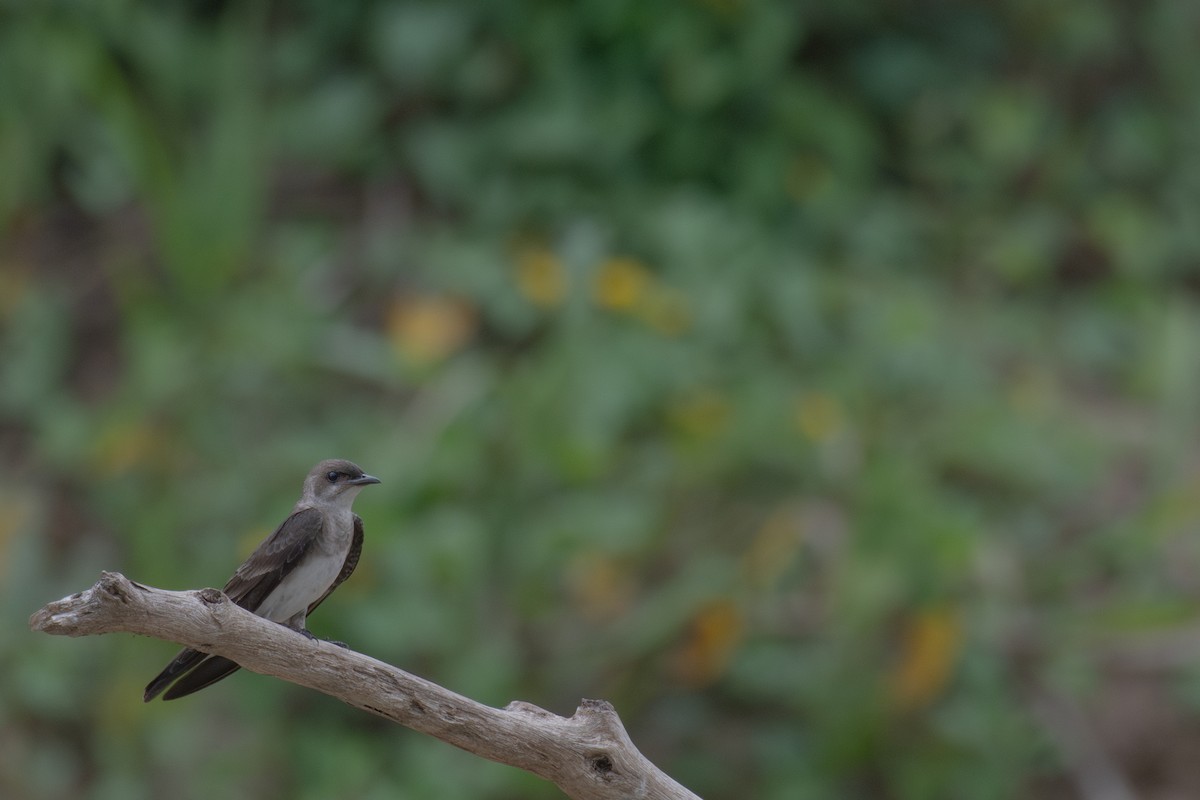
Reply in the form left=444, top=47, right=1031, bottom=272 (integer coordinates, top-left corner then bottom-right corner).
left=255, top=549, right=345, bottom=623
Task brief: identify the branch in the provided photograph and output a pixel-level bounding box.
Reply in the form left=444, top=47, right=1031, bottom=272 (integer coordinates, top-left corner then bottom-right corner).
left=29, top=572, right=700, bottom=800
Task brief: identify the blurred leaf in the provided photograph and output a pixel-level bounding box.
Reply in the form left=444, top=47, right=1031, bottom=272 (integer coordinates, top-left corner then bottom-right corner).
left=741, top=503, right=805, bottom=589
left=671, top=599, right=744, bottom=689
left=4, top=1, right=1200, bottom=797
left=566, top=551, right=636, bottom=622
left=888, top=607, right=964, bottom=712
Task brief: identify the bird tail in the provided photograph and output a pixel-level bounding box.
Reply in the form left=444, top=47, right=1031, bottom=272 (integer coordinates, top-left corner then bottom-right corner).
left=143, top=648, right=208, bottom=702
left=161, top=656, right=242, bottom=701
left=144, top=649, right=243, bottom=702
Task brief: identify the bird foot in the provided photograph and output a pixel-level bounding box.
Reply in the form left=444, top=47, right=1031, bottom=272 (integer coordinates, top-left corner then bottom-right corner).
left=293, top=627, right=347, bottom=648
left=283, top=624, right=347, bottom=648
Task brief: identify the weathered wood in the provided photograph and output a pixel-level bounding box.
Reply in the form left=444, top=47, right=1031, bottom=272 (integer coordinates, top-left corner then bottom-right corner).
left=30, top=572, right=700, bottom=800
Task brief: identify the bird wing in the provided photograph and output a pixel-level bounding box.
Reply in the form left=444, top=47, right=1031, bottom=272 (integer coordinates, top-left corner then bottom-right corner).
left=142, top=507, right=326, bottom=702
left=305, top=513, right=364, bottom=616
left=221, top=506, right=326, bottom=611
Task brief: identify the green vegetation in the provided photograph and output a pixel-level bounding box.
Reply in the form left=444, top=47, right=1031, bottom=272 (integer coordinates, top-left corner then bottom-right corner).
left=4, top=1, right=1199, bottom=798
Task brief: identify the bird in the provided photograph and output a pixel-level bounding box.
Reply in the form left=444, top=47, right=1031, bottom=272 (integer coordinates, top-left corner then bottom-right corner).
left=143, top=458, right=380, bottom=701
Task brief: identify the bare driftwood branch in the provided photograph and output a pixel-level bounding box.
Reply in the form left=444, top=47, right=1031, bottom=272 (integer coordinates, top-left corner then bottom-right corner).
left=30, top=572, right=700, bottom=800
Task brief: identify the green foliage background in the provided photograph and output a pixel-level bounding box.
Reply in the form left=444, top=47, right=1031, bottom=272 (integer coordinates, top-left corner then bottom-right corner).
left=4, top=1, right=1200, bottom=798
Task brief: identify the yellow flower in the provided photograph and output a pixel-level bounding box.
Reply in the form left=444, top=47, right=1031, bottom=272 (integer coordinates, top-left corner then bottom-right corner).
left=794, top=391, right=843, bottom=442
left=669, top=390, right=730, bottom=439
left=515, top=246, right=567, bottom=308
left=592, top=257, right=650, bottom=311
left=634, top=285, right=692, bottom=336
left=386, top=294, right=477, bottom=366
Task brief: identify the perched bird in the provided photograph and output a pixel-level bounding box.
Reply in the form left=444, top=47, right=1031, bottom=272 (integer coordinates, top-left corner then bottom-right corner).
left=143, top=459, right=380, bottom=701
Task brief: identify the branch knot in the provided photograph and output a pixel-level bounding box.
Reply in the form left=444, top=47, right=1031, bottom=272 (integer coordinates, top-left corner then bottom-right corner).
left=590, top=754, right=615, bottom=777
left=197, top=588, right=226, bottom=605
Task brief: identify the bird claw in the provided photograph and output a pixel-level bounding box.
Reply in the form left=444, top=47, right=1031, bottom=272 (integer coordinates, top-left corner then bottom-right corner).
left=287, top=625, right=346, bottom=648
left=299, top=629, right=348, bottom=648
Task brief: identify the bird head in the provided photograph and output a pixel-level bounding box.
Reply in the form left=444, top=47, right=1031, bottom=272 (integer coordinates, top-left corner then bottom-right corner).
left=304, top=459, right=381, bottom=508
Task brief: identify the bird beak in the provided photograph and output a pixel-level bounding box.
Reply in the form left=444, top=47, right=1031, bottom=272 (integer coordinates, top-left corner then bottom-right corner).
left=349, top=474, right=381, bottom=486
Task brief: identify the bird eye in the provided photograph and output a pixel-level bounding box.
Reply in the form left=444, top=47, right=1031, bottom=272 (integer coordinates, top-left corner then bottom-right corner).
left=326, top=471, right=340, bottom=483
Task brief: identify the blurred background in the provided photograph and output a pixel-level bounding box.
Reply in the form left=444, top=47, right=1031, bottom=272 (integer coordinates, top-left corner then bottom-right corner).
left=3, top=1, right=1200, bottom=798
